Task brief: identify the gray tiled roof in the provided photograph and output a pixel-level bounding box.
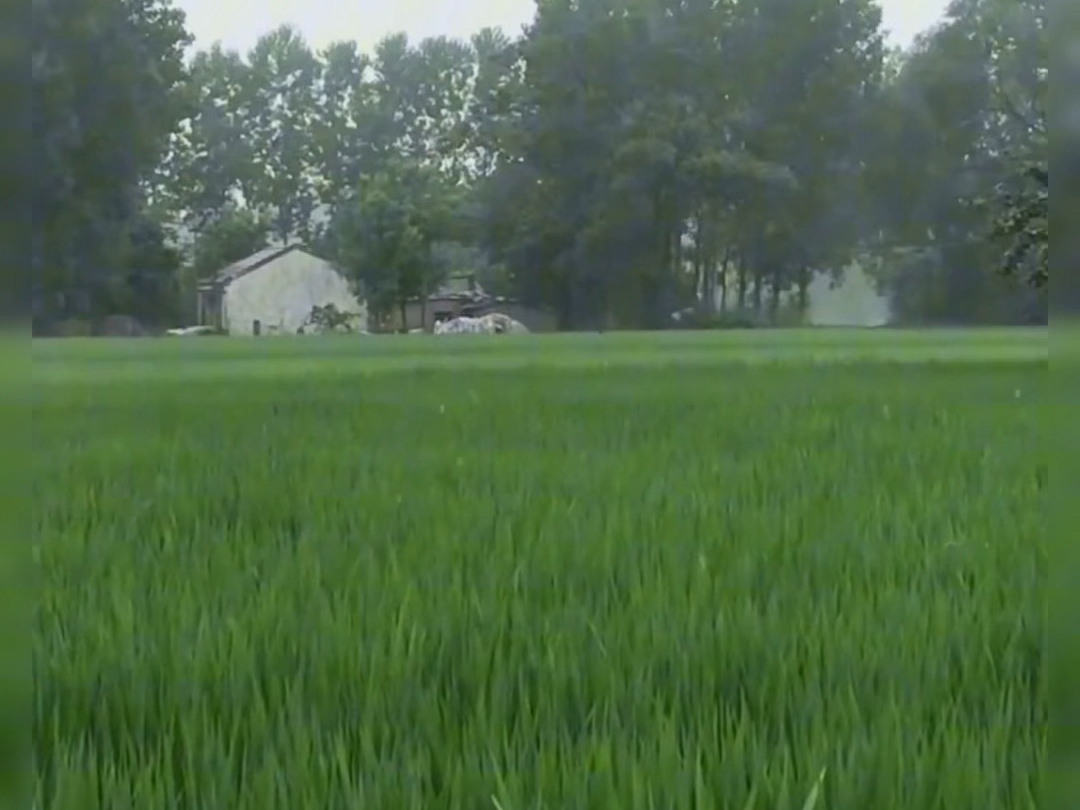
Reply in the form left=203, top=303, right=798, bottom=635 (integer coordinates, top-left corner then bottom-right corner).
left=429, top=274, right=487, bottom=300
left=202, top=244, right=302, bottom=288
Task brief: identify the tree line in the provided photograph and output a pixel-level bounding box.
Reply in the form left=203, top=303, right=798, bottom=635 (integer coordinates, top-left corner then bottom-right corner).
left=32, top=0, right=1048, bottom=333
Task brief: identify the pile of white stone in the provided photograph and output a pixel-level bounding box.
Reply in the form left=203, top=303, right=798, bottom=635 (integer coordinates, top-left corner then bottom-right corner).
left=434, top=312, right=529, bottom=335
left=165, top=325, right=217, bottom=337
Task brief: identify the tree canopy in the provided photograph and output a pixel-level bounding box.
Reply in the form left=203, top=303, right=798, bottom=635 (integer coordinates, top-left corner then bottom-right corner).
left=31, top=0, right=1049, bottom=333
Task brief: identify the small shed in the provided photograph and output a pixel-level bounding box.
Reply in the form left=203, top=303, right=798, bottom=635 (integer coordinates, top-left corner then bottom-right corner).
left=196, top=245, right=367, bottom=335
left=386, top=274, right=556, bottom=333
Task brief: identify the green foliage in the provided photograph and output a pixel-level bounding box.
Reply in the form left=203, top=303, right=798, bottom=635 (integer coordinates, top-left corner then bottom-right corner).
left=310, top=40, right=370, bottom=211
left=189, top=207, right=270, bottom=281
left=298, top=303, right=363, bottom=334
left=859, top=0, right=1047, bottom=322
left=32, top=0, right=1048, bottom=329
left=108, top=209, right=185, bottom=324
left=33, top=332, right=1045, bottom=809
left=470, top=0, right=890, bottom=327
left=244, top=26, right=322, bottom=242
left=333, top=159, right=460, bottom=323
left=169, top=44, right=256, bottom=227
left=32, top=0, right=192, bottom=324
left=990, top=161, right=1048, bottom=290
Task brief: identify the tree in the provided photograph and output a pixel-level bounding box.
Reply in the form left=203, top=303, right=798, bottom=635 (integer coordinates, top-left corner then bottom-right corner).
left=991, top=156, right=1047, bottom=291
left=172, top=43, right=256, bottom=230
left=332, top=159, right=459, bottom=330
left=310, top=32, right=477, bottom=254
left=978, top=0, right=1047, bottom=292
left=243, top=25, right=322, bottom=243
left=407, top=36, right=478, bottom=181
left=0, top=2, right=27, bottom=319
left=32, top=0, right=193, bottom=324
left=312, top=31, right=483, bottom=328
left=721, top=0, right=885, bottom=314
left=48, top=2, right=1043, bottom=330
left=103, top=207, right=185, bottom=325
left=189, top=205, right=270, bottom=280
left=858, top=0, right=1047, bottom=323
left=471, top=0, right=884, bottom=328
left=459, top=27, right=522, bottom=181
left=310, top=40, right=370, bottom=222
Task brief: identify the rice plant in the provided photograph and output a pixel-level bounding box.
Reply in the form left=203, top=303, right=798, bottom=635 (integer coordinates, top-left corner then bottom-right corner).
left=31, top=332, right=1047, bottom=810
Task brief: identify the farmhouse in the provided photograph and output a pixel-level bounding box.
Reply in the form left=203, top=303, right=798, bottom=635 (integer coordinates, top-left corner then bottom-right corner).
left=196, top=245, right=367, bottom=335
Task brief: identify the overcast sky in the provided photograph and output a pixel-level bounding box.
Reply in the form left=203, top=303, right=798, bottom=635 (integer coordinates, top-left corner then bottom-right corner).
left=176, top=0, right=951, bottom=57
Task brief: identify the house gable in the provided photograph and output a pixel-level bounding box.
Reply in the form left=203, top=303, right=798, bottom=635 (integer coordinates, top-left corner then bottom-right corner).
left=201, top=244, right=301, bottom=290
left=206, top=246, right=366, bottom=335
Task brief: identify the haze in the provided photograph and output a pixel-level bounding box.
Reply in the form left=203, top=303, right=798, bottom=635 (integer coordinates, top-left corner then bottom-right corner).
left=178, top=0, right=951, bottom=55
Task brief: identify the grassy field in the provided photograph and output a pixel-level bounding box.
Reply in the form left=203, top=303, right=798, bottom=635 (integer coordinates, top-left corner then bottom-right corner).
left=32, top=329, right=1047, bottom=809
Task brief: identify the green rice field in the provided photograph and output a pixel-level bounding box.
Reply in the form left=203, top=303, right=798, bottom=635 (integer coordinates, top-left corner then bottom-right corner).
left=31, top=329, right=1048, bottom=809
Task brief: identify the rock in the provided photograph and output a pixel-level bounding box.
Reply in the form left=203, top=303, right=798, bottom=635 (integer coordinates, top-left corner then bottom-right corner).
left=434, top=313, right=529, bottom=335
left=165, top=325, right=218, bottom=337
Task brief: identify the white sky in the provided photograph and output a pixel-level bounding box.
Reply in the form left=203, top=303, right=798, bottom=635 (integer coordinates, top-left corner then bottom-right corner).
left=177, top=0, right=951, bottom=57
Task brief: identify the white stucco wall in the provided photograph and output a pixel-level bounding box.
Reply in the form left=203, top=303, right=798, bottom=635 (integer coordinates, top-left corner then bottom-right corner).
left=222, top=250, right=368, bottom=335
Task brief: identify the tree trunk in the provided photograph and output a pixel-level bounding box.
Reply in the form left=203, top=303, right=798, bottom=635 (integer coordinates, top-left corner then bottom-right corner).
left=718, top=247, right=731, bottom=312
left=752, top=266, right=764, bottom=312
left=671, top=222, right=683, bottom=278
left=797, top=265, right=810, bottom=315
left=693, top=215, right=706, bottom=305
left=769, top=268, right=782, bottom=320
left=702, top=220, right=716, bottom=312
left=557, top=280, right=574, bottom=330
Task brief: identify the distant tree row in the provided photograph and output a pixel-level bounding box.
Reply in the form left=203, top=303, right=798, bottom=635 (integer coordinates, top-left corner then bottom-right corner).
left=31, top=0, right=1047, bottom=332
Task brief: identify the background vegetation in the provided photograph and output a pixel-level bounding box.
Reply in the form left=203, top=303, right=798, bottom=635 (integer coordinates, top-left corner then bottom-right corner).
left=31, top=0, right=1047, bottom=334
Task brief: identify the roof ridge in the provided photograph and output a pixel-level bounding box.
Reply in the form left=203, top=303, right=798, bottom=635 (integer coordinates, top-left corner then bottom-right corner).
left=204, top=243, right=307, bottom=287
